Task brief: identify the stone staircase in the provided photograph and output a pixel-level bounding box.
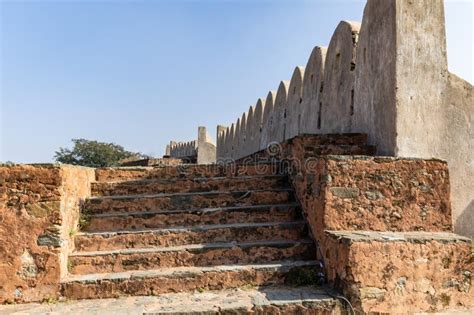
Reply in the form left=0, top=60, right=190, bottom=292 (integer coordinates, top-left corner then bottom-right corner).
left=61, top=164, right=342, bottom=313
left=1, top=134, right=470, bottom=314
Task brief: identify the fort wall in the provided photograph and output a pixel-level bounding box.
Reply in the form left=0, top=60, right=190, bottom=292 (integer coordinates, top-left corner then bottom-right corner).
left=216, top=0, right=473, bottom=237
left=168, top=126, right=216, bottom=165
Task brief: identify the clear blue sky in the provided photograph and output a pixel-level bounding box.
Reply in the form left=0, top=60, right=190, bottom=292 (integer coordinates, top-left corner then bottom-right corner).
left=1, top=0, right=472, bottom=163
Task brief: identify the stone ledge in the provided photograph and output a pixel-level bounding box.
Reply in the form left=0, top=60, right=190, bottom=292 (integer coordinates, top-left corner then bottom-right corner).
left=93, top=174, right=286, bottom=185
left=70, top=239, right=314, bottom=257
left=60, top=260, right=325, bottom=299
left=325, top=231, right=471, bottom=244
left=78, top=220, right=307, bottom=236
left=87, top=188, right=293, bottom=201
left=321, top=155, right=447, bottom=163
left=94, top=163, right=283, bottom=183
left=87, top=203, right=300, bottom=218
left=63, top=260, right=320, bottom=283
left=0, top=286, right=342, bottom=314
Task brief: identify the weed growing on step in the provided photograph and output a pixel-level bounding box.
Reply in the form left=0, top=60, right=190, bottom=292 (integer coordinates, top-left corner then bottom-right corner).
left=284, top=267, right=325, bottom=286
left=239, top=284, right=257, bottom=291
left=78, top=212, right=91, bottom=229
left=439, top=293, right=451, bottom=307
left=42, top=297, right=58, bottom=304
left=468, top=242, right=474, bottom=264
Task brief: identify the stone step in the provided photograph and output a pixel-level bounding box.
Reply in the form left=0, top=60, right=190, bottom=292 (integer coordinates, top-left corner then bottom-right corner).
left=91, top=175, right=289, bottom=197
left=95, top=163, right=282, bottom=182
left=296, top=133, right=369, bottom=145
left=68, top=240, right=315, bottom=275
left=61, top=260, right=323, bottom=300
left=301, top=144, right=376, bottom=156
left=83, top=203, right=302, bottom=232
left=2, top=286, right=342, bottom=314
left=75, top=221, right=308, bottom=251
left=84, top=189, right=295, bottom=215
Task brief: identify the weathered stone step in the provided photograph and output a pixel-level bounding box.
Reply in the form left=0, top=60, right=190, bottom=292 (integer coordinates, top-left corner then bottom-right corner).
left=95, top=163, right=282, bottom=182
left=84, top=189, right=294, bottom=215
left=61, top=260, right=322, bottom=300
left=301, top=144, right=376, bottom=156
left=68, top=240, right=315, bottom=275
left=91, top=175, right=289, bottom=197
left=297, top=133, right=369, bottom=145
left=3, top=286, right=342, bottom=314
left=75, top=221, right=308, bottom=251
left=83, top=203, right=302, bottom=232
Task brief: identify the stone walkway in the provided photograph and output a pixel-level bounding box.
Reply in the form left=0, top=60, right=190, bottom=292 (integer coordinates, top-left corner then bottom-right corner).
left=0, top=286, right=338, bottom=314
left=2, top=288, right=472, bottom=315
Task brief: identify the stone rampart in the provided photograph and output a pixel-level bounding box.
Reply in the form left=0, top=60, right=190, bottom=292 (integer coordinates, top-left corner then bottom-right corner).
left=216, top=0, right=473, bottom=237
left=167, top=126, right=216, bottom=164
left=169, top=140, right=197, bottom=159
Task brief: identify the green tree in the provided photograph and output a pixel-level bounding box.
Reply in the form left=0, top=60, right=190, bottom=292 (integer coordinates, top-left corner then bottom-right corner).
left=54, top=139, right=142, bottom=167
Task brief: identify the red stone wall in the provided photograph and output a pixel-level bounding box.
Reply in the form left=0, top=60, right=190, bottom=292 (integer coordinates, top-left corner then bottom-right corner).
left=0, top=164, right=94, bottom=303
left=322, top=232, right=473, bottom=313
left=280, top=135, right=471, bottom=313
left=292, top=156, right=453, bottom=240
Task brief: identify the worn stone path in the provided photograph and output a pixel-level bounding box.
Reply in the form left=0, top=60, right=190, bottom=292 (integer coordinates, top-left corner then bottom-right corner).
left=0, top=286, right=340, bottom=314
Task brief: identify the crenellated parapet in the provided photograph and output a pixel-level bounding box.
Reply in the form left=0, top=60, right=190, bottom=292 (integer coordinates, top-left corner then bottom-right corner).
left=216, top=0, right=473, bottom=238
left=167, top=127, right=216, bottom=164
left=168, top=140, right=197, bottom=159
left=300, top=46, right=326, bottom=135
left=320, top=21, right=360, bottom=134
left=285, top=66, right=304, bottom=140
left=259, top=91, right=276, bottom=151
left=216, top=19, right=363, bottom=161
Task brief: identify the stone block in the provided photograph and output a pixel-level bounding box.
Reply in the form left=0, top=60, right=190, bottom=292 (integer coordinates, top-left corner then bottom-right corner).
left=293, top=156, right=453, bottom=238
left=0, top=164, right=94, bottom=303
left=321, top=230, right=473, bottom=313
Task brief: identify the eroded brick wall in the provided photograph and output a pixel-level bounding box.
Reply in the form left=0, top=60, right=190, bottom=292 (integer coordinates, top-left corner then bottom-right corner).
left=0, top=164, right=94, bottom=303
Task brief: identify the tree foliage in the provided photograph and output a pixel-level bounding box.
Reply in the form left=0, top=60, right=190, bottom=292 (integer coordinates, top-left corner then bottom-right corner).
left=54, top=139, right=142, bottom=167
